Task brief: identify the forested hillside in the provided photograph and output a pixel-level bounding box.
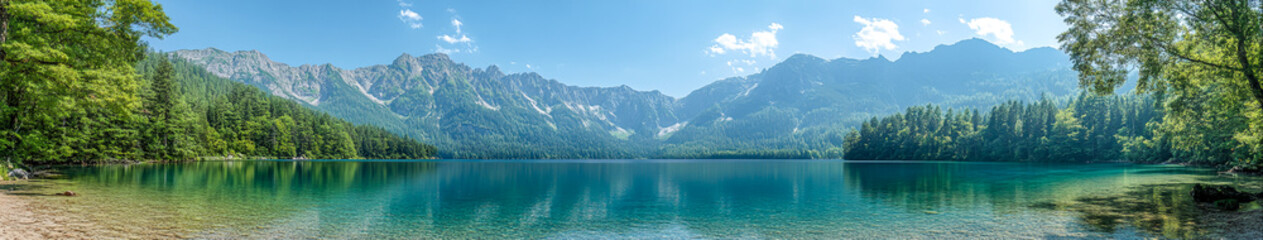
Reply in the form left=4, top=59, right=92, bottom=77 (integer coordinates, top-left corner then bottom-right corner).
left=844, top=94, right=1159, bottom=162
left=2, top=53, right=437, bottom=165
left=135, top=55, right=437, bottom=161
left=843, top=92, right=1263, bottom=170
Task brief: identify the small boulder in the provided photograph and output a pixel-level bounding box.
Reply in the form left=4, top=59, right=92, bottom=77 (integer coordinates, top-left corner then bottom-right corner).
left=55, top=191, right=77, bottom=197
left=6, top=169, right=30, bottom=180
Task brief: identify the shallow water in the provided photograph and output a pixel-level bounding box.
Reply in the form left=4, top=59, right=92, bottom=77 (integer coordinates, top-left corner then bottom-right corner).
left=23, top=160, right=1263, bottom=239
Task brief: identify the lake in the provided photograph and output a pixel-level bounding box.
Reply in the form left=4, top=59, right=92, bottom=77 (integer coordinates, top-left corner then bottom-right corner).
left=18, top=160, right=1262, bottom=239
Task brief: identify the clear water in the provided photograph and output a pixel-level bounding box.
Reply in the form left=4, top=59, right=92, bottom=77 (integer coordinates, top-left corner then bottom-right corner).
left=25, top=160, right=1262, bottom=239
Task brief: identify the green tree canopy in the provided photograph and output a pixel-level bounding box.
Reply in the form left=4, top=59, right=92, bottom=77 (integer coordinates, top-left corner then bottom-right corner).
left=0, top=0, right=175, bottom=162
left=1057, top=0, right=1262, bottom=107
left=1058, top=0, right=1263, bottom=168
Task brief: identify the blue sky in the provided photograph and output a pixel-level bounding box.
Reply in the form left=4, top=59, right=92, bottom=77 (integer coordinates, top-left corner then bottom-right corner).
left=147, top=0, right=1066, bottom=97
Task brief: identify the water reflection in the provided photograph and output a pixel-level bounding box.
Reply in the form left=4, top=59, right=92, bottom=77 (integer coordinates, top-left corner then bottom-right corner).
left=48, top=160, right=1256, bottom=239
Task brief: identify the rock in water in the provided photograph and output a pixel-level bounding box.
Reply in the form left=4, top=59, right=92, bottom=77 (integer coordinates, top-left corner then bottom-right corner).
left=56, top=191, right=77, bottom=197
left=6, top=169, right=30, bottom=180
left=1191, top=184, right=1258, bottom=204
left=1213, top=199, right=1241, bottom=211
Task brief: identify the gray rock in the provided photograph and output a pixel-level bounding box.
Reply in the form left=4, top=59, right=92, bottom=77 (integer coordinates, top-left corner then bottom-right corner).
left=7, top=169, right=30, bottom=180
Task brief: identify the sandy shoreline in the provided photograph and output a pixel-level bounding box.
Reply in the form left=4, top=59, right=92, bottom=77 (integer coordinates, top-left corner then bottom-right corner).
left=0, top=188, right=44, bottom=240
left=0, top=181, right=109, bottom=240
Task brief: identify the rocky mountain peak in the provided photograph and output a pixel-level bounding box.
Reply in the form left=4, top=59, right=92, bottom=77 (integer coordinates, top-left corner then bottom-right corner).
left=393, top=53, right=415, bottom=63
left=169, top=38, right=1077, bottom=158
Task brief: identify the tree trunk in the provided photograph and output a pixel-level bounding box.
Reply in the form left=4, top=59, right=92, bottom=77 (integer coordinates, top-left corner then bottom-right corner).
left=0, top=0, right=8, bottom=61
left=1234, top=30, right=1263, bottom=111
left=1244, top=70, right=1263, bottom=111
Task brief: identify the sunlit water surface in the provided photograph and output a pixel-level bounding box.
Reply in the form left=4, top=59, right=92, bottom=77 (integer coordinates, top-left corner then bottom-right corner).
left=24, top=160, right=1263, bottom=239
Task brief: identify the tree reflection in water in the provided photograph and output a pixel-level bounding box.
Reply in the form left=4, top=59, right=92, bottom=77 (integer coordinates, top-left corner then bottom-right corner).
left=29, top=160, right=1263, bottom=239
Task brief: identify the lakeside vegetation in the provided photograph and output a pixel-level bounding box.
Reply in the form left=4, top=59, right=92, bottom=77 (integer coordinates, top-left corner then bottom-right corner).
left=844, top=90, right=1263, bottom=171
left=844, top=0, right=1263, bottom=171
left=0, top=0, right=434, bottom=166
left=843, top=94, right=1159, bottom=163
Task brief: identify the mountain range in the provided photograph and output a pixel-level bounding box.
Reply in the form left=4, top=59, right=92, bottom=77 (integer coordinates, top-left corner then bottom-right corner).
left=171, top=38, right=1079, bottom=158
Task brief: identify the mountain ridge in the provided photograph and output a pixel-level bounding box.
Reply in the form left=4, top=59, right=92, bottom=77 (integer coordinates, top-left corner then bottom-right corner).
left=181, top=37, right=1064, bottom=100
left=171, top=38, right=1079, bottom=158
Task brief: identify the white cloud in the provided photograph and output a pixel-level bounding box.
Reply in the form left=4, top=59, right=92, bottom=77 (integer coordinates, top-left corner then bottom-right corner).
left=397, top=0, right=412, bottom=7
left=398, top=9, right=422, bottom=29
left=707, top=23, right=784, bottom=74
left=936, top=30, right=946, bottom=35
left=964, top=17, right=1017, bottom=45
left=435, top=12, right=477, bottom=54
left=727, top=59, right=755, bottom=66
left=706, top=23, right=783, bottom=59
left=708, top=44, right=727, bottom=55
left=852, top=15, right=905, bottom=54
left=399, top=10, right=421, bottom=21
left=924, top=8, right=930, bottom=13
left=438, top=34, right=471, bottom=44
left=769, top=22, right=784, bottom=30
left=920, top=19, right=931, bottom=25
left=452, top=19, right=463, bottom=34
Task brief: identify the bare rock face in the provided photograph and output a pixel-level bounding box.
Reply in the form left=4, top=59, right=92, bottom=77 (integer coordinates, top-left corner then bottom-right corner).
left=173, top=49, right=329, bottom=106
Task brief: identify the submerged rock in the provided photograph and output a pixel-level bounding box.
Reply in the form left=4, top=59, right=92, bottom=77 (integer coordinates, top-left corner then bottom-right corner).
left=55, top=191, right=77, bottom=197
left=31, top=170, right=61, bottom=179
left=1191, top=184, right=1258, bottom=210
left=1213, top=199, right=1240, bottom=211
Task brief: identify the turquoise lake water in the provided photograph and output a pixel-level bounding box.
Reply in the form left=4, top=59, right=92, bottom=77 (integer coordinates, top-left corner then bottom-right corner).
left=41, top=160, right=1261, bottom=239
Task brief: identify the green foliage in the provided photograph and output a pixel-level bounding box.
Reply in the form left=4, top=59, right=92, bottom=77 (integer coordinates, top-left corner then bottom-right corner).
left=1057, top=0, right=1263, bottom=170
left=844, top=93, right=1162, bottom=163
left=845, top=89, right=1263, bottom=169
left=0, top=0, right=435, bottom=164
left=0, top=0, right=176, bottom=163
left=139, top=55, right=197, bottom=161
left=1057, top=0, right=1262, bottom=99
